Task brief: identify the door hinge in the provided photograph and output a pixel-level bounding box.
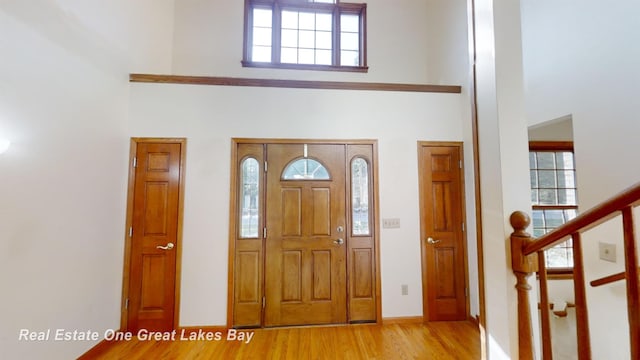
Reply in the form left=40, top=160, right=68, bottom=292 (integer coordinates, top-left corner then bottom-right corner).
left=464, top=288, right=468, bottom=297
left=264, top=161, right=268, bottom=172
left=125, top=298, right=129, bottom=310
left=263, top=227, right=267, bottom=238
left=459, top=160, right=462, bottom=169
left=133, top=157, right=137, bottom=168
left=129, top=227, right=133, bottom=237
left=262, top=296, right=265, bottom=309
left=462, top=223, right=465, bottom=232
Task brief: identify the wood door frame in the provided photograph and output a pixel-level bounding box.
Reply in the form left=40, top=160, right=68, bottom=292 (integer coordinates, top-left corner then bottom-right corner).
left=227, top=138, right=382, bottom=327
left=417, top=141, right=470, bottom=321
left=120, top=137, right=187, bottom=331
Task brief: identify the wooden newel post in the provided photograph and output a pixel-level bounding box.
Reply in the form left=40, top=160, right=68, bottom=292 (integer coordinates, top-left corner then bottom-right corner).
left=510, top=211, right=538, bottom=360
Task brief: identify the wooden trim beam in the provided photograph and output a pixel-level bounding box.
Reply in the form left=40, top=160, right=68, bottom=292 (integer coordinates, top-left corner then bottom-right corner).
left=129, top=74, right=462, bottom=94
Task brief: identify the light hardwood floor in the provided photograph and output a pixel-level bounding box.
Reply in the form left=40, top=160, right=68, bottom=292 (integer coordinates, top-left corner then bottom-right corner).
left=84, top=321, right=481, bottom=359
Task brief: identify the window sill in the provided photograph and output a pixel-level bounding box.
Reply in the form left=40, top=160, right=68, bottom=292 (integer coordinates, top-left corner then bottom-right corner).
left=242, top=60, right=369, bottom=73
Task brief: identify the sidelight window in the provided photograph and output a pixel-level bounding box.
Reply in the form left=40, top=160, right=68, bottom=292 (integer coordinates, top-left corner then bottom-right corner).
left=240, top=157, right=260, bottom=238
left=351, top=157, right=370, bottom=235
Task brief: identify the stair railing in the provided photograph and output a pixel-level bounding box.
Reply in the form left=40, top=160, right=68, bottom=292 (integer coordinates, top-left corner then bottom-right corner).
left=510, top=182, right=640, bottom=360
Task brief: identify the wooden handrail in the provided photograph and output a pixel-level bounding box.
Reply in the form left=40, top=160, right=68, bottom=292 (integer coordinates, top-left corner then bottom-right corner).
left=523, top=182, right=640, bottom=255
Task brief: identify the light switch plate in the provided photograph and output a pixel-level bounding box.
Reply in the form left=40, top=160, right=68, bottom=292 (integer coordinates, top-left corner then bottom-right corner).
left=382, top=218, right=400, bottom=228
left=599, top=242, right=616, bottom=262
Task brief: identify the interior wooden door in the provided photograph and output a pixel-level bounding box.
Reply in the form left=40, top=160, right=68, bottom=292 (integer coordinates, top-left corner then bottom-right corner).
left=264, top=143, right=347, bottom=326
left=418, top=143, right=468, bottom=321
left=127, top=141, right=184, bottom=331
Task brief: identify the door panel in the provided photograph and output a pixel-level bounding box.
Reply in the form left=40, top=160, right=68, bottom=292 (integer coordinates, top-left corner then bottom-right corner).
left=127, top=141, right=183, bottom=331
left=419, top=143, right=468, bottom=321
left=264, top=144, right=347, bottom=326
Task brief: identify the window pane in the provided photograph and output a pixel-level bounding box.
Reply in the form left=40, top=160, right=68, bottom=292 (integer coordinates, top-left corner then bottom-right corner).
left=240, top=158, right=260, bottom=238
left=556, top=170, right=576, bottom=188
left=340, top=50, right=359, bottom=66
left=341, top=14, right=360, bottom=32
left=281, top=29, right=298, bottom=47
left=299, top=12, right=316, bottom=30
left=282, top=10, right=298, bottom=29
left=529, top=152, right=537, bottom=169
left=315, top=49, right=332, bottom=65
left=283, top=158, right=330, bottom=180
left=536, top=152, right=556, bottom=169
left=253, top=27, right=272, bottom=46
left=341, top=32, right=359, bottom=51
left=253, top=8, right=272, bottom=27
left=298, top=48, right=315, bottom=64
left=545, top=247, right=573, bottom=268
left=252, top=46, right=271, bottom=62
left=316, top=13, right=333, bottom=31
left=316, top=31, right=332, bottom=49
left=531, top=190, right=538, bottom=203
left=532, top=210, right=544, bottom=228
left=281, top=48, right=297, bottom=63
left=352, top=158, right=370, bottom=235
left=556, top=152, right=574, bottom=169
left=299, top=30, right=315, bottom=48
left=537, top=170, right=557, bottom=188
left=544, top=210, right=565, bottom=228
left=558, top=189, right=577, bottom=205
left=530, top=171, right=538, bottom=188
left=538, top=189, right=558, bottom=205
left=252, top=7, right=272, bottom=63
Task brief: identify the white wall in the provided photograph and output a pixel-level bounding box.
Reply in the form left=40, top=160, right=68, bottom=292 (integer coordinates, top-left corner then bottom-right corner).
left=0, top=0, right=482, bottom=358
left=165, top=0, right=479, bottom=326
left=522, top=0, right=640, bottom=358
left=0, top=1, right=174, bottom=359
left=128, top=83, right=466, bottom=325
left=172, top=0, right=442, bottom=84
left=167, top=0, right=479, bottom=325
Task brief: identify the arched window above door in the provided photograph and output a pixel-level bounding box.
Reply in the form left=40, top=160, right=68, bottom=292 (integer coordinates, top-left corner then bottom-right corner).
left=282, top=158, right=331, bottom=180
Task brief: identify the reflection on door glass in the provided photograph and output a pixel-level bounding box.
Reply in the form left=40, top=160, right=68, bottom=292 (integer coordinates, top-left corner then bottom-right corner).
left=282, top=158, right=330, bottom=180
left=351, top=157, right=369, bottom=235
left=240, top=158, right=260, bottom=238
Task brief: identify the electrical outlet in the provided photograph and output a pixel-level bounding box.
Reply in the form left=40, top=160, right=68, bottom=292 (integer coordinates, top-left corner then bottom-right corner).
left=382, top=218, right=400, bottom=228
left=401, top=284, right=408, bottom=295
left=599, top=242, right=616, bottom=262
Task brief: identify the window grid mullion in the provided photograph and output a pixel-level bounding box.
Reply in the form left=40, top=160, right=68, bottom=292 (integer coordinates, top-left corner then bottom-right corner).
left=272, top=3, right=282, bottom=64
left=333, top=7, right=340, bottom=66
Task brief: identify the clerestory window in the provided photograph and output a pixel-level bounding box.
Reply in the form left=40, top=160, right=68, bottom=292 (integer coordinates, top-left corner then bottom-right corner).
left=243, top=0, right=368, bottom=72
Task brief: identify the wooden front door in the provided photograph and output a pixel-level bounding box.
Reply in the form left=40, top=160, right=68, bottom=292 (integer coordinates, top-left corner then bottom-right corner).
left=264, top=143, right=347, bottom=326
left=125, top=139, right=185, bottom=331
left=418, top=142, right=468, bottom=321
